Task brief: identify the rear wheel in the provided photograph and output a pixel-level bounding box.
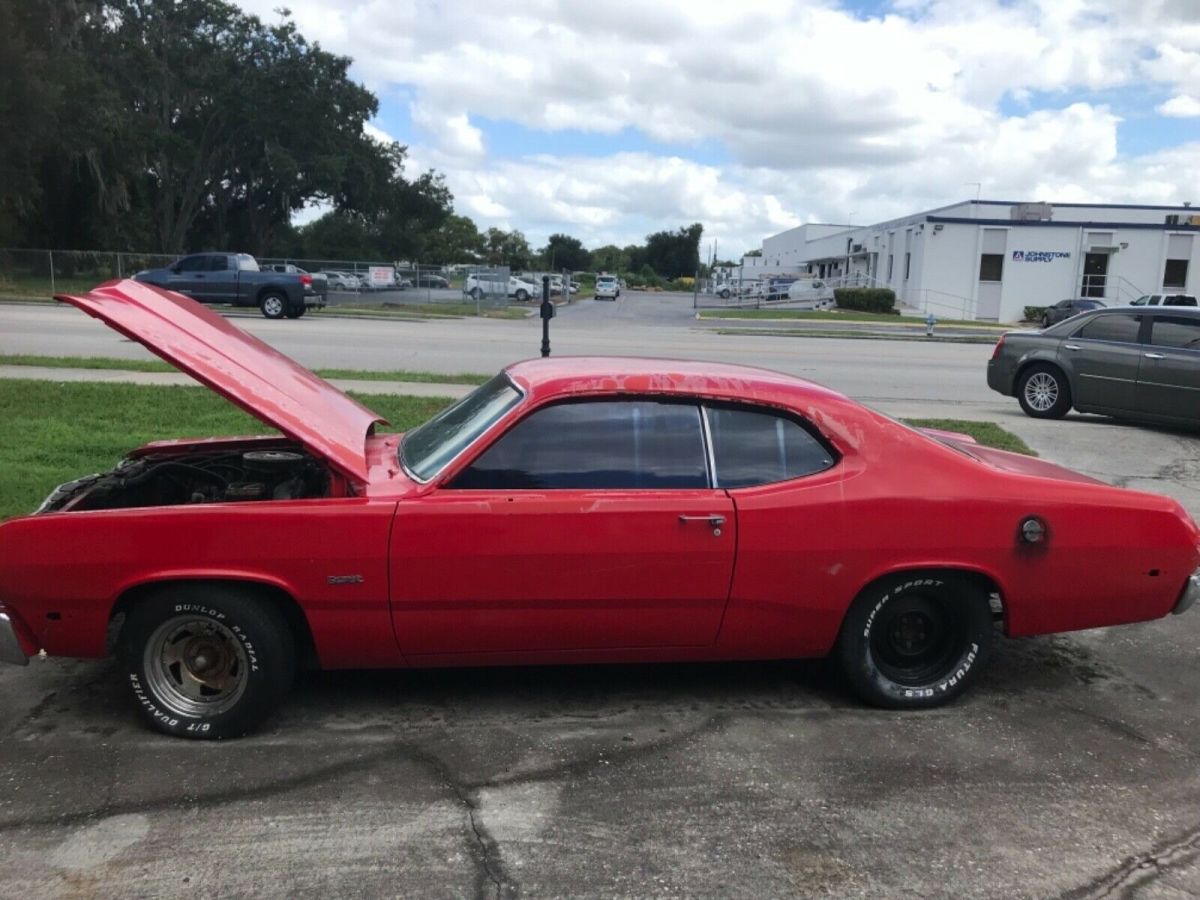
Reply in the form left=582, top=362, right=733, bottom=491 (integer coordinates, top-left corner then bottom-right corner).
left=837, top=574, right=993, bottom=709
left=284, top=301, right=304, bottom=319
left=1017, top=363, right=1071, bottom=419
left=259, top=292, right=286, bottom=319
left=117, top=585, right=296, bottom=739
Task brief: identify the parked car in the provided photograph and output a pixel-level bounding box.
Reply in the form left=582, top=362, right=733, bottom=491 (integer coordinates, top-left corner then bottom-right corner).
left=594, top=275, right=620, bottom=300
left=1130, top=293, right=1197, bottom=307
left=135, top=252, right=326, bottom=319
left=1039, top=298, right=1105, bottom=327
left=463, top=273, right=539, bottom=301
left=413, top=273, right=451, bottom=289
left=988, top=305, right=1200, bottom=426
left=320, top=270, right=361, bottom=291
left=3, top=279, right=1198, bottom=739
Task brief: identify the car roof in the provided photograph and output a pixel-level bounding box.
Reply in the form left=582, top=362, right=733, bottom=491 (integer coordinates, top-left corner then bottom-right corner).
left=503, top=356, right=851, bottom=409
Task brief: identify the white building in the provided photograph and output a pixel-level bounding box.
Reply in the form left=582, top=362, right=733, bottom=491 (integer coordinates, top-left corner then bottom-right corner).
left=748, top=201, right=1200, bottom=322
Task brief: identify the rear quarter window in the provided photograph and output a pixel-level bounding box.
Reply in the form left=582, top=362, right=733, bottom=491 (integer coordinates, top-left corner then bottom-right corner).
left=706, top=405, right=836, bottom=488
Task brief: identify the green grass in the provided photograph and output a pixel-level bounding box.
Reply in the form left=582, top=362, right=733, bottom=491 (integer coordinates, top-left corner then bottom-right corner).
left=0, top=354, right=490, bottom=385
left=699, top=309, right=1006, bottom=328
left=904, top=418, right=1037, bottom=456
left=0, top=272, right=112, bottom=300
left=0, top=380, right=454, bottom=520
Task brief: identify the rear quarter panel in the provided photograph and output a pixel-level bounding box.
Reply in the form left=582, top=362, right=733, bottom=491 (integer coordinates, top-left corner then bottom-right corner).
left=0, top=499, right=401, bottom=667
left=718, top=414, right=1199, bottom=656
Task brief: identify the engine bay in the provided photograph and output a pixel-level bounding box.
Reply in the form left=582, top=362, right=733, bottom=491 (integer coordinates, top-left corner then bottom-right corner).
left=39, top=445, right=331, bottom=513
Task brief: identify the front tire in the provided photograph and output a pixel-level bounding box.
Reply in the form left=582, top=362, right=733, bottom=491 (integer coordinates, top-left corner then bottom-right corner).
left=515, top=289, right=529, bottom=302
left=260, top=292, right=286, bottom=319
left=1040, top=315, right=1050, bottom=328
left=1017, top=363, right=1072, bottom=419
left=117, top=585, right=296, bottom=739
left=837, top=573, right=993, bottom=709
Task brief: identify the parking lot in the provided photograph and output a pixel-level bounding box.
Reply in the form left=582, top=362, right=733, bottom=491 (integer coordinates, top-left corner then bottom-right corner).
left=2, top=292, right=1200, bottom=897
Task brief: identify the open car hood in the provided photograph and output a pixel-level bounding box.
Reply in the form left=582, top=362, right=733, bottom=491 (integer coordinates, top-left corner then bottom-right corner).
left=57, top=280, right=385, bottom=482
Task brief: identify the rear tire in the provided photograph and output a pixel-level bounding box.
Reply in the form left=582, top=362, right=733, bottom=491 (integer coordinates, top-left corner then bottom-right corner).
left=837, top=573, right=993, bottom=709
left=117, top=584, right=296, bottom=739
left=1017, top=363, right=1072, bottom=419
left=284, top=301, right=304, bottom=319
left=260, top=292, right=287, bottom=319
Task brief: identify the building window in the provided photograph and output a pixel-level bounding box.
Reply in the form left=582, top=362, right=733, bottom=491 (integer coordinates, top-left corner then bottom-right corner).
left=1164, top=258, right=1189, bottom=289
left=979, top=253, right=1004, bottom=282
left=904, top=252, right=911, bottom=280
left=887, top=255, right=894, bottom=280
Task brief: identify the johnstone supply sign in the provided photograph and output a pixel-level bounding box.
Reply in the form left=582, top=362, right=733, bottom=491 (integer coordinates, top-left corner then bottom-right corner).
left=1011, top=251, right=1071, bottom=262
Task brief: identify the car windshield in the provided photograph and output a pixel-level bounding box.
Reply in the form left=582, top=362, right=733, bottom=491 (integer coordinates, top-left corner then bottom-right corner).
left=400, top=373, right=523, bottom=481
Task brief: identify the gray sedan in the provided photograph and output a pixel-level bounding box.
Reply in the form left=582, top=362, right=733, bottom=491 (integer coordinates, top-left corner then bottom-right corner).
left=987, top=306, right=1200, bottom=426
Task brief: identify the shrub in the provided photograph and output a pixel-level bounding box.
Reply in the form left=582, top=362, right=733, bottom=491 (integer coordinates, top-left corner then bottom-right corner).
left=1023, top=306, right=1048, bottom=322
left=833, top=287, right=897, bottom=314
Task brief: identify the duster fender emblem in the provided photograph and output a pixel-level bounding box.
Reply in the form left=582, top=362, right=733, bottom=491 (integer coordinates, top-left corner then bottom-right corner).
left=327, top=575, right=364, bottom=585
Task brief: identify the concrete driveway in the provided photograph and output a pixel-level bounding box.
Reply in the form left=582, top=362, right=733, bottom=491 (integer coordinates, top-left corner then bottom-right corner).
left=2, top=294, right=1200, bottom=897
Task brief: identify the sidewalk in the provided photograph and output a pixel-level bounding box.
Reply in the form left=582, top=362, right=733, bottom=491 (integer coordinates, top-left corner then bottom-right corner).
left=0, top=365, right=474, bottom=399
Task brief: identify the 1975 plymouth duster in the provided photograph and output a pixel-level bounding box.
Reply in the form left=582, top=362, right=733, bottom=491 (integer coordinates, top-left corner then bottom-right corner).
left=1, top=280, right=1197, bottom=739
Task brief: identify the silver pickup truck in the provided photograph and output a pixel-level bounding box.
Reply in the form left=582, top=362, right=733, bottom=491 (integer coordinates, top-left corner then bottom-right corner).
left=135, top=253, right=327, bottom=319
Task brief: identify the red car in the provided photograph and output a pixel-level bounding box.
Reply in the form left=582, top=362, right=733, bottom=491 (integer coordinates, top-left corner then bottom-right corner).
left=1, top=280, right=1198, bottom=739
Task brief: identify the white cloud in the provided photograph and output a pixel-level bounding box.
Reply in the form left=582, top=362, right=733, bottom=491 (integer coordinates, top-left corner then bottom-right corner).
left=1157, top=95, right=1200, bottom=117
left=235, top=0, right=1200, bottom=254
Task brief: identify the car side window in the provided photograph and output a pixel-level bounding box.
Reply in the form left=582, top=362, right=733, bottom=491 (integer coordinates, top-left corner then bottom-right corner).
left=207, top=255, right=233, bottom=271
left=706, top=405, right=836, bottom=488
left=449, top=400, right=708, bottom=490
left=175, top=255, right=207, bottom=273
left=1057, top=300, right=1072, bottom=309
left=1149, top=316, right=1200, bottom=350
left=1075, top=313, right=1141, bottom=344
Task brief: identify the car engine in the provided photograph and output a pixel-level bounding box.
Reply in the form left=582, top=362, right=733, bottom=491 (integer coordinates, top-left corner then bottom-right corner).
left=39, top=446, right=330, bottom=513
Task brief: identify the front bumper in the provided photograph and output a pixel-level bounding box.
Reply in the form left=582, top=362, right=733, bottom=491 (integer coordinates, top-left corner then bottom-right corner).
left=0, top=611, right=29, bottom=666
left=1174, top=573, right=1200, bottom=615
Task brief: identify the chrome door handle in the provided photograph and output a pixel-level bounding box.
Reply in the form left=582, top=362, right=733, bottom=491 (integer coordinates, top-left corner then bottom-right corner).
left=1064, top=343, right=1082, bottom=351
left=1144, top=352, right=1165, bottom=359
left=679, top=514, right=726, bottom=526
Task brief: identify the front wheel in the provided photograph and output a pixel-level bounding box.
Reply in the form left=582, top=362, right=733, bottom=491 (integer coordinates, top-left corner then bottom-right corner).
left=515, top=289, right=529, bottom=302
left=260, top=292, right=286, bottom=319
left=468, top=287, right=482, bottom=300
left=117, top=585, right=296, bottom=739
left=837, top=574, right=993, bottom=709
left=1040, top=315, right=1050, bottom=328
left=1017, top=364, right=1071, bottom=419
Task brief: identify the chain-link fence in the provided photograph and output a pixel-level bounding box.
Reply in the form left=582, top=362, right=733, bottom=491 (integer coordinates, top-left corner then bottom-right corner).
left=0, top=248, right=177, bottom=300
left=0, top=249, right=528, bottom=312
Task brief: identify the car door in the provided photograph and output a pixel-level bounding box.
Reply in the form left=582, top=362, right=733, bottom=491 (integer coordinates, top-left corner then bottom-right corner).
left=1059, top=312, right=1145, bottom=412
left=202, top=254, right=239, bottom=302
left=1136, top=314, right=1200, bottom=423
left=166, top=254, right=210, bottom=297
left=388, top=398, right=736, bottom=658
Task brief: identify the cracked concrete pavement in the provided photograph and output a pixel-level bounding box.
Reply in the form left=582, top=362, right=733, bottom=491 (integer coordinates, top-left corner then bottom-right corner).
left=3, top=293, right=1200, bottom=897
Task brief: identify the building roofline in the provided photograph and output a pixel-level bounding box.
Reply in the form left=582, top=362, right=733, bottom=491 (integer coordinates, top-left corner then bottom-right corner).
left=970, top=200, right=1196, bottom=212
left=927, top=215, right=1200, bottom=231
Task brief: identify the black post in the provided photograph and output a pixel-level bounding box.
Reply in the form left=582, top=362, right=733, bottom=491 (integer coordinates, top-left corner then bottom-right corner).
left=540, top=275, right=554, bottom=357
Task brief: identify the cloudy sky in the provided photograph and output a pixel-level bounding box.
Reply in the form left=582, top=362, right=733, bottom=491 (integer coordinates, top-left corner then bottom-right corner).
left=237, top=0, right=1200, bottom=257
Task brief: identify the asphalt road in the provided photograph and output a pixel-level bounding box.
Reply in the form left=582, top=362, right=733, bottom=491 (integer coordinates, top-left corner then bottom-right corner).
left=2, top=292, right=1200, bottom=898
left=0, top=293, right=997, bottom=407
